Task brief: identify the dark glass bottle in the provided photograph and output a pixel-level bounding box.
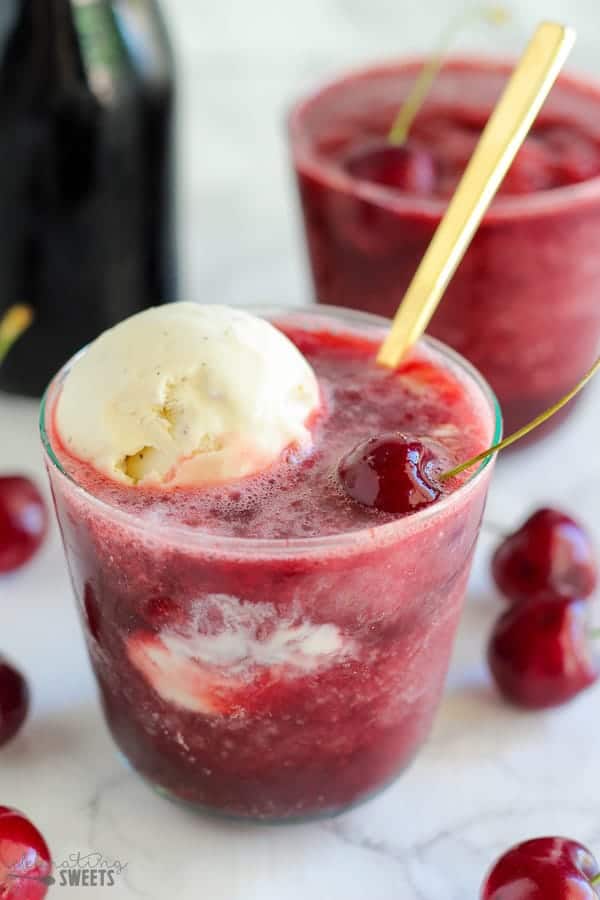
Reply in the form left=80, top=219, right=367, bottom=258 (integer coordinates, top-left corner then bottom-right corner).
left=0, top=0, right=177, bottom=396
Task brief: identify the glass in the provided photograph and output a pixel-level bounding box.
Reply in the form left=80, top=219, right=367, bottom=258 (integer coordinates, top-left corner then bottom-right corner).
left=41, top=305, right=501, bottom=822
left=289, top=59, right=600, bottom=438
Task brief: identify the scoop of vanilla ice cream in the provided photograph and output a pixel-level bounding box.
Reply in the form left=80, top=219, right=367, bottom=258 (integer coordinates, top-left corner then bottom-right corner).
left=56, top=303, right=321, bottom=486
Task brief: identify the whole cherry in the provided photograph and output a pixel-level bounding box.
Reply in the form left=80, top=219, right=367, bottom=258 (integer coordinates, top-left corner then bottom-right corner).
left=344, top=141, right=436, bottom=194
left=481, top=836, right=600, bottom=899
left=0, top=476, right=48, bottom=575
left=0, top=806, right=52, bottom=899
left=492, top=508, right=597, bottom=605
left=338, top=433, right=442, bottom=515
left=0, top=658, right=29, bottom=747
left=487, top=596, right=598, bottom=709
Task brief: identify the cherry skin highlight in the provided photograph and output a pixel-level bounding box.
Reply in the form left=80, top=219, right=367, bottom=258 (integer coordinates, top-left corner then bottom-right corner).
left=0, top=659, right=29, bottom=748
left=338, top=433, right=442, bottom=514
left=487, top=596, right=598, bottom=709
left=0, top=477, right=48, bottom=574
left=0, top=806, right=52, bottom=899
left=492, top=508, right=597, bottom=605
left=344, top=141, right=436, bottom=194
left=481, top=836, right=600, bottom=899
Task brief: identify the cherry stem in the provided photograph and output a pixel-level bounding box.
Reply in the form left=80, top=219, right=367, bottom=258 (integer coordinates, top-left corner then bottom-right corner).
left=589, top=629, right=600, bottom=641
left=0, top=305, right=33, bottom=366
left=440, top=355, right=600, bottom=481
left=591, top=873, right=600, bottom=886
left=388, top=5, right=510, bottom=146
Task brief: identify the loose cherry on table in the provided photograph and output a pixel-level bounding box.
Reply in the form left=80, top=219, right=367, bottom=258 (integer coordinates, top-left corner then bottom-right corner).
left=487, top=596, right=598, bottom=709
left=481, top=837, right=600, bottom=899
left=0, top=806, right=52, bottom=899
left=0, top=658, right=29, bottom=748
left=344, top=140, right=437, bottom=194
left=492, top=508, right=597, bottom=605
left=0, top=476, right=48, bottom=575
left=337, top=433, right=441, bottom=514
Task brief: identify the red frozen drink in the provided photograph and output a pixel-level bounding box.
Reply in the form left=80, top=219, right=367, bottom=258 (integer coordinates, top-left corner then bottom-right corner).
left=290, top=59, right=600, bottom=435
left=42, top=304, right=499, bottom=820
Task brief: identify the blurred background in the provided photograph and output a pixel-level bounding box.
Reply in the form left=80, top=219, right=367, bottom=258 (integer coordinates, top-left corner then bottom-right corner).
left=164, top=0, right=600, bottom=307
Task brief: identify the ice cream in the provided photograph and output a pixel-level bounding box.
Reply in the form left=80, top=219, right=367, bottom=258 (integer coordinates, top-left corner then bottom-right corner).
left=127, top=593, right=355, bottom=715
left=56, top=303, right=321, bottom=485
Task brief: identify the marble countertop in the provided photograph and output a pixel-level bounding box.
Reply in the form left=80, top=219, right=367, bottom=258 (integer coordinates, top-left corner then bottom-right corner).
left=3, top=1, right=600, bottom=897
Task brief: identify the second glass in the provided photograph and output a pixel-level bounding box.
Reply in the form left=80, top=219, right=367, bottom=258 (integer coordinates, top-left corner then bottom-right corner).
left=290, top=59, right=600, bottom=436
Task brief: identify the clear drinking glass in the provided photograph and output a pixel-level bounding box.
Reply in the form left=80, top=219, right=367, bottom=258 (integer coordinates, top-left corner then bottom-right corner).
left=41, top=306, right=501, bottom=821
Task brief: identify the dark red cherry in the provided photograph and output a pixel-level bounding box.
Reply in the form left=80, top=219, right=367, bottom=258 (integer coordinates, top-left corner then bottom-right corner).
left=344, top=141, right=436, bottom=194
left=0, top=477, right=48, bottom=574
left=0, top=658, right=29, bottom=747
left=338, top=433, right=442, bottom=514
left=492, top=508, right=597, bottom=605
left=487, top=596, right=598, bottom=709
left=481, top=836, right=600, bottom=899
left=0, top=806, right=52, bottom=899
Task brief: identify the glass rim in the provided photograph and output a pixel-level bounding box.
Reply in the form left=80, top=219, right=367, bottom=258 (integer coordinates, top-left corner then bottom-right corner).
left=288, top=54, right=600, bottom=222
left=39, top=304, right=502, bottom=559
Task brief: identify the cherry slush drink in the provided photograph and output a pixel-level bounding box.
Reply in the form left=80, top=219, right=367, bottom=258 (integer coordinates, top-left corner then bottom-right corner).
left=42, top=307, right=499, bottom=820
left=290, top=60, right=600, bottom=435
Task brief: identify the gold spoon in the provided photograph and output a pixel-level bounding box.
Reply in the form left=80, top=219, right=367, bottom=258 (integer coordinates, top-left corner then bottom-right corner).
left=377, top=21, right=576, bottom=369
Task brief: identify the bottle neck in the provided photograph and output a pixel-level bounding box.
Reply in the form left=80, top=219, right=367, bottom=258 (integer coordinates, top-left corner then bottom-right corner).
left=1, top=0, right=88, bottom=104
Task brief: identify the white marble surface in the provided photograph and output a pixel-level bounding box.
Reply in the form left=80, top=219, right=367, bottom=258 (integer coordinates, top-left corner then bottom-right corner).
left=3, top=0, right=600, bottom=897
